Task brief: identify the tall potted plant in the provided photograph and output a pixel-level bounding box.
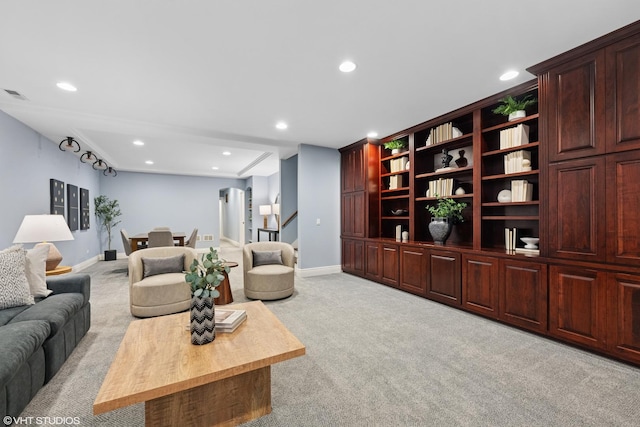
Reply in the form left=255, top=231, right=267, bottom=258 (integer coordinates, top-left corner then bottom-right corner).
left=492, top=94, right=537, bottom=121
left=185, top=247, right=230, bottom=345
left=426, top=196, right=467, bottom=245
left=94, top=195, right=122, bottom=261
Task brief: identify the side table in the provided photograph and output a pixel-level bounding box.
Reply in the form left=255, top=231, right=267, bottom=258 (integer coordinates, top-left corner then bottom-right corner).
left=215, top=262, right=239, bottom=305
left=46, top=265, right=72, bottom=276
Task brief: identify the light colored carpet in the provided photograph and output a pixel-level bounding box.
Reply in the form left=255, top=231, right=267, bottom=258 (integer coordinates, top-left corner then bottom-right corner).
left=20, top=243, right=640, bottom=426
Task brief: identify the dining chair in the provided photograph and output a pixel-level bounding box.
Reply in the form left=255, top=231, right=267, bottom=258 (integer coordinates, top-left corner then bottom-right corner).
left=185, top=228, right=198, bottom=248
left=152, top=226, right=171, bottom=231
left=147, top=230, right=175, bottom=248
left=121, top=229, right=133, bottom=256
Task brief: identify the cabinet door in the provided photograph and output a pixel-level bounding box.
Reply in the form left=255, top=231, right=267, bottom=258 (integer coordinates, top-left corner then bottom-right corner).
left=605, top=151, right=640, bottom=265
left=341, top=145, right=365, bottom=193
left=462, top=254, right=499, bottom=318
left=549, top=265, right=606, bottom=349
left=500, top=259, right=548, bottom=333
left=399, top=246, right=427, bottom=296
left=607, top=272, right=640, bottom=364
left=546, top=50, right=606, bottom=162
left=381, top=244, right=399, bottom=287
left=341, top=192, right=365, bottom=238
left=605, top=32, right=640, bottom=153
left=548, top=157, right=606, bottom=261
left=364, top=241, right=381, bottom=280
left=341, top=239, right=364, bottom=276
left=427, top=250, right=461, bottom=306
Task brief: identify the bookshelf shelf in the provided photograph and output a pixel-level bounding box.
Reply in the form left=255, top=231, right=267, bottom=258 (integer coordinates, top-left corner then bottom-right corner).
left=482, top=142, right=540, bottom=157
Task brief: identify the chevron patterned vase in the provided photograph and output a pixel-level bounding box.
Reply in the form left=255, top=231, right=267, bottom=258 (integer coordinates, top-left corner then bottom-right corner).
left=190, top=296, right=215, bottom=345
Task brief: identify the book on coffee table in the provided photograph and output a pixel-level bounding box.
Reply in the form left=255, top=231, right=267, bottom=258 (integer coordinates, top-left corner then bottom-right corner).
left=214, top=309, right=247, bottom=333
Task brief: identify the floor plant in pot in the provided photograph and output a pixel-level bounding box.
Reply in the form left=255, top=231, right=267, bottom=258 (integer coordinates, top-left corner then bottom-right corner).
left=492, top=94, right=537, bottom=121
left=185, top=247, right=230, bottom=345
left=427, top=196, right=467, bottom=245
left=94, top=195, right=122, bottom=261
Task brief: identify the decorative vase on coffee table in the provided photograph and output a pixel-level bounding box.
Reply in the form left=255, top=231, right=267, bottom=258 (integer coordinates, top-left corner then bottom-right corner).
left=428, top=217, right=452, bottom=245
left=190, top=296, right=215, bottom=345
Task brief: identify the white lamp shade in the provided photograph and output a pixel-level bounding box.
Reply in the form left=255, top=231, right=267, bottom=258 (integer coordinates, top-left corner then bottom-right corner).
left=13, top=214, right=74, bottom=243
left=271, top=203, right=280, bottom=215
left=259, top=205, right=272, bottom=215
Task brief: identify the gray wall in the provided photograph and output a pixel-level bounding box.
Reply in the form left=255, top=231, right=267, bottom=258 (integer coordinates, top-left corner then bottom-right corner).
left=99, top=171, right=245, bottom=250
left=0, top=111, right=101, bottom=266
left=298, top=144, right=340, bottom=269
left=280, top=155, right=298, bottom=244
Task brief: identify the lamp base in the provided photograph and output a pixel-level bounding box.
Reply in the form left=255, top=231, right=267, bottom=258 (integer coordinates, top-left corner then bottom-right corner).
left=263, top=216, right=268, bottom=228
left=36, top=242, right=63, bottom=271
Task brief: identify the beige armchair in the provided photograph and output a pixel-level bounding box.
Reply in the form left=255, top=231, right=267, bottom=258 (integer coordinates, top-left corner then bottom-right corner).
left=243, top=242, right=295, bottom=300
left=128, top=246, right=197, bottom=317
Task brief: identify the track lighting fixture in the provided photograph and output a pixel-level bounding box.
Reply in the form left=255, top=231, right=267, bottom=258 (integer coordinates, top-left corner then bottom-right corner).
left=103, top=167, right=118, bottom=177
left=58, top=137, right=81, bottom=152
left=92, top=159, right=108, bottom=171
left=80, top=151, right=98, bottom=163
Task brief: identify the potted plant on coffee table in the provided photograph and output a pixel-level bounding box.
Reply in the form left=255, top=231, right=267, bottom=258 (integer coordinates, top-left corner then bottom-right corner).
left=185, top=247, right=230, bottom=345
left=492, top=94, right=537, bottom=121
left=426, top=196, right=467, bottom=245
left=94, top=195, right=122, bottom=261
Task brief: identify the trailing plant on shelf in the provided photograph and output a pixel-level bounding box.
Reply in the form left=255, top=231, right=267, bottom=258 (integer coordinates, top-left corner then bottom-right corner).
left=492, top=94, right=537, bottom=116
left=426, top=196, right=467, bottom=223
left=185, top=247, right=230, bottom=298
left=383, top=139, right=407, bottom=151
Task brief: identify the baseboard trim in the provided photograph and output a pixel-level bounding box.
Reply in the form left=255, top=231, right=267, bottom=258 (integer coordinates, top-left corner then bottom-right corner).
left=296, top=264, right=341, bottom=277
left=220, top=237, right=242, bottom=248
left=73, top=255, right=99, bottom=272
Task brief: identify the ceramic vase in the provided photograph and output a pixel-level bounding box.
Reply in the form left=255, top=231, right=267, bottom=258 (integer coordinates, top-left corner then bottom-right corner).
left=190, top=296, right=215, bottom=345
left=428, top=217, right=452, bottom=245
left=508, top=110, right=526, bottom=121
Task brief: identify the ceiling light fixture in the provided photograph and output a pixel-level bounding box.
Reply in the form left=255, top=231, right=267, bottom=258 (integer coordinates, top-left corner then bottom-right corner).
left=276, top=122, right=288, bottom=130
left=367, top=131, right=378, bottom=138
left=103, top=167, right=117, bottom=177
left=58, top=136, right=81, bottom=152
left=133, top=140, right=145, bottom=146
left=80, top=151, right=98, bottom=163
left=222, top=151, right=231, bottom=156
left=499, top=70, right=519, bottom=81
left=145, top=160, right=154, bottom=165
left=339, top=61, right=356, bottom=73
left=212, top=166, right=219, bottom=170
left=56, top=82, right=77, bottom=92
left=92, top=159, right=108, bottom=171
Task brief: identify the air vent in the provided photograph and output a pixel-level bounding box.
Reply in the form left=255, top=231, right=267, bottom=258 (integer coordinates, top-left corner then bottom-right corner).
left=3, top=89, right=28, bottom=100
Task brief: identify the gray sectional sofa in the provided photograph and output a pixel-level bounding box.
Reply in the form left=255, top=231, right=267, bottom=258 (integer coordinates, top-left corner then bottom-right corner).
left=0, top=273, right=91, bottom=419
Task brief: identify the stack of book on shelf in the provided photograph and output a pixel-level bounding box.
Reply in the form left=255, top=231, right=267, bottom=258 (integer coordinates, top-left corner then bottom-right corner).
left=428, top=178, right=454, bottom=197
left=389, top=156, right=409, bottom=172
left=215, top=309, right=247, bottom=333
left=389, top=175, right=404, bottom=190
left=510, top=180, right=534, bottom=202
left=426, top=122, right=462, bottom=145
left=504, top=150, right=531, bottom=174
left=504, top=228, right=540, bottom=255
left=499, top=124, right=529, bottom=149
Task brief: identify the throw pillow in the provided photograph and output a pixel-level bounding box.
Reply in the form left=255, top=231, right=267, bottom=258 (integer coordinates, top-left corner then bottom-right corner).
left=142, top=254, right=185, bottom=278
left=0, top=246, right=35, bottom=309
left=252, top=250, right=283, bottom=267
left=26, top=245, right=52, bottom=297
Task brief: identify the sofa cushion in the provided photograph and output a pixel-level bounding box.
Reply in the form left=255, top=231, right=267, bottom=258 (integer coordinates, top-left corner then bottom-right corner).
left=0, top=246, right=35, bottom=309
left=142, top=254, right=185, bottom=278
left=131, top=273, right=191, bottom=307
left=252, top=250, right=283, bottom=267
left=0, top=320, right=50, bottom=386
left=25, top=245, right=51, bottom=298
left=0, top=305, right=30, bottom=327
left=9, top=293, right=84, bottom=336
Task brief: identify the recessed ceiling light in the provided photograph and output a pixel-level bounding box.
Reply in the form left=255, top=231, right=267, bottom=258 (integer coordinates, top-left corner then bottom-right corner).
left=222, top=151, right=231, bottom=156
left=276, top=122, right=288, bottom=130
left=499, top=70, right=519, bottom=81
left=339, top=61, right=356, bottom=73
left=56, top=81, right=77, bottom=92
left=212, top=166, right=219, bottom=170
left=145, top=160, right=154, bottom=165
left=133, top=140, right=144, bottom=146
left=367, top=131, right=378, bottom=138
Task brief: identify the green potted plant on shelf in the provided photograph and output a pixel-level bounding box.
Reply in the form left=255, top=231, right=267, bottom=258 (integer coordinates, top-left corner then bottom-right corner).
left=426, top=196, right=467, bottom=245
left=492, top=94, right=537, bottom=121
left=185, top=247, right=230, bottom=345
left=94, top=195, right=122, bottom=261
left=383, top=139, right=407, bottom=154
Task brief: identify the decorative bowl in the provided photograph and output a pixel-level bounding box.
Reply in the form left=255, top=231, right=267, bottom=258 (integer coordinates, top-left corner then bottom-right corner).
left=391, top=209, right=408, bottom=216
left=520, top=237, right=540, bottom=249
left=497, top=189, right=512, bottom=203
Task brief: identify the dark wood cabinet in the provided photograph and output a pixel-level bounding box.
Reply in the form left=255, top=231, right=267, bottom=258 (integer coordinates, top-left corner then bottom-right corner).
left=427, top=249, right=461, bottom=306
left=462, top=254, right=499, bottom=317
left=499, top=259, right=547, bottom=333
left=607, top=272, right=640, bottom=364
left=381, top=244, right=399, bottom=287
left=364, top=241, right=381, bottom=280
left=549, top=265, right=607, bottom=349
left=341, top=192, right=366, bottom=238
left=399, top=246, right=427, bottom=296
left=341, top=143, right=365, bottom=193
left=341, top=239, right=364, bottom=276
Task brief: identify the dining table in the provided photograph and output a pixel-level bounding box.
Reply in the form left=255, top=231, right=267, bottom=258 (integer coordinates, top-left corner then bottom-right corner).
left=130, top=231, right=186, bottom=253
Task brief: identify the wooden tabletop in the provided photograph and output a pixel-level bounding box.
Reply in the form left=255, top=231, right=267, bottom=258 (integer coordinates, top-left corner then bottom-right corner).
left=93, top=301, right=305, bottom=415
left=46, top=265, right=72, bottom=276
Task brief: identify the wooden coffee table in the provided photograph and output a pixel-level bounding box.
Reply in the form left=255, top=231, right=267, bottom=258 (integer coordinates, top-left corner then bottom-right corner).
left=93, top=301, right=305, bottom=426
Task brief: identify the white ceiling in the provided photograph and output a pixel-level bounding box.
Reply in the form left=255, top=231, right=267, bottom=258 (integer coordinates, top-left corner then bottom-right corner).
left=1, top=1, right=639, bottom=178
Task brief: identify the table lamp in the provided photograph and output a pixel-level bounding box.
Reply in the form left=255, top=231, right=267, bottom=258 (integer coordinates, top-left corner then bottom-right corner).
left=259, top=205, right=272, bottom=228
left=13, top=214, right=74, bottom=270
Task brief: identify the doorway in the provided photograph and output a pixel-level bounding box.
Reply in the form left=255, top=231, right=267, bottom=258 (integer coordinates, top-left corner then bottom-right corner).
left=219, top=188, right=245, bottom=247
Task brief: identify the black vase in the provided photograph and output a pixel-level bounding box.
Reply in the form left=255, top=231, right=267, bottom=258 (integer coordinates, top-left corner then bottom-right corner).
left=428, top=217, right=452, bottom=245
